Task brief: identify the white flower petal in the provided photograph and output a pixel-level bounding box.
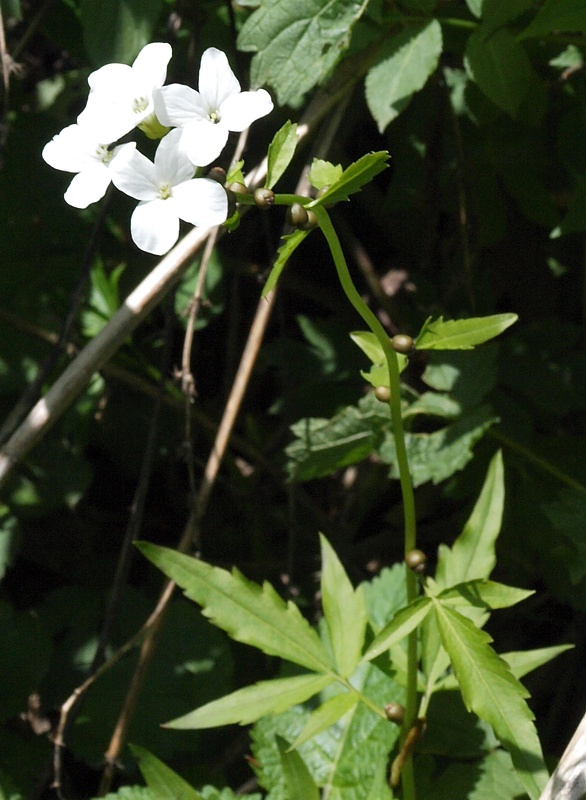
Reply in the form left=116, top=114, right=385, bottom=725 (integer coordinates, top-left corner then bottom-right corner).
left=64, top=164, right=112, bottom=208
left=77, top=90, right=139, bottom=143
left=173, top=178, right=228, bottom=227
left=42, top=124, right=102, bottom=172
left=183, top=119, right=229, bottom=167
left=131, top=198, right=179, bottom=255
left=110, top=144, right=158, bottom=201
left=86, top=63, right=133, bottom=93
left=132, top=42, right=172, bottom=90
left=220, top=89, right=273, bottom=132
left=154, top=84, right=207, bottom=127
left=154, top=128, right=195, bottom=186
left=199, top=47, right=240, bottom=110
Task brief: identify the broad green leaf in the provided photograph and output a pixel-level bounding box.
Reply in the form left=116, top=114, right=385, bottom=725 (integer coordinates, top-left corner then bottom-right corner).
left=465, top=27, right=533, bottom=117
left=362, top=596, right=431, bottom=663
left=289, top=690, right=359, bottom=749
left=432, top=600, right=548, bottom=799
left=519, top=0, right=586, bottom=40
left=309, top=159, right=343, bottom=190
left=362, top=563, right=408, bottom=632
left=238, top=0, right=370, bottom=106
left=417, top=749, right=525, bottom=800
left=266, top=121, right=298, bottom=190
left=379, top=405, right=497, bottom=487
left=286, top=392, right=391, bottom=482
left=82, top=261, right=125, bottom=338
left=307, top=152, right=390, bottom=207
left=276, top=736, right=320, bottom=800
left=543, top=488, right=586, bottom=583
left=422, top=345, right=499, bottom=410
left=92, top=788, right=158, bottom=800
left=319, top=534, right=367, bottom=678
left=416, top=314, right=518, bottom=350
left=403, top=391, right=462, bottom=420
left=137, top=543, right=334, bottom=673
left=436, top=450, right=504, bottom=588
left=465, top=0, right=482, bottom=17
left=438, top=579, right=534, bottom=610
left=480, top=0, right=535, bottom=35
left=262, top=229, right=310, bottom=297
left=251, top=660, right=401, bottom=799
left=129, top=744, right=203, bottom=800
left=80, top=0, right=163, bottom=66
left=165, top=673, right=333, bottom=729
left=365, top=21, right=443, bottom=132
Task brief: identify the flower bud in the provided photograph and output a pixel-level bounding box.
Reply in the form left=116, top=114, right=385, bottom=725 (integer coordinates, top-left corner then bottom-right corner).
left=287, top=202, right=309, bottom=229
left=207, top=166, right=227, bottom=185
left=374, top=386, right=391, bottom=402
left=384, top=702, right=405, bottom=724
left=405, top=549, right=427, bottom=573
left=392, top=334, right=414, bottom=354
left=254, top=187, right=275, bottom=209
left=226, top=181, right=248, bottom=194
left=300, top=209, right=318, bottom=230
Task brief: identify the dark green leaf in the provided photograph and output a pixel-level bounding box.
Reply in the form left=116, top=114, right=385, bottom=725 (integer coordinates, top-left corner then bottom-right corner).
left=130, top=744, right=203, bottom=800
left=520, top=0, right=586, bottom=40
left=80, top=0, right=163, bottom=66
left=262, top=229, right=310, bottom=297
left=365, top=21, right=443, bottom=132
left=276, top=736, right=320, bottom=800
left=362, top=596, right=431, bottom=663
left=289, top=690, right=359, bottom=748
left=238, top=0, right=370, bottom=105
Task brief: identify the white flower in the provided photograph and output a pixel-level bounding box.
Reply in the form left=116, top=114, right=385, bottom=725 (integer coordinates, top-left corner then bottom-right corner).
left=154, top=46, right=273, bottom=167
left=77, top=42, right=172, bottom=143
left=109, top=128, right=228, bottom=255
left=42, top=123, right=132, bottom=208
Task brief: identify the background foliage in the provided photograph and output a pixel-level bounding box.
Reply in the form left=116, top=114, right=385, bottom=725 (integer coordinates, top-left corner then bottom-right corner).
left=1, top=0, right=586, bottom=797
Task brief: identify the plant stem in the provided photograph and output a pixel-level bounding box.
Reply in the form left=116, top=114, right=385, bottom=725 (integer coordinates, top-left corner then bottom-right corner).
left=313, top=205, right=418, bottom=799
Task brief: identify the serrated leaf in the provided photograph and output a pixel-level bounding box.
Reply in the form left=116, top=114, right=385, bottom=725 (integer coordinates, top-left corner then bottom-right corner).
left=431, top=600, right=548, bottom=799
left=500, top=645, right=574, bottom=679
left=436, top=450, right=504, bottom=588
left=438, top=579, right=534, bottom=610
left=130, top=744, right=203, bottom=800
left=238, top=0, right=370, bottom=106
left=286, top=392, right=391, bottom=482
left=308, top=152, right=390, bottom=207
left=262, top=228, right=310, bottom=297
left=417, top=749, right=525, bottom=800
left=362, top=596, right=431, bottom=663
left=266, top=121, right=298, bottom=190
left=465, top=27, right=533, bottom=117
left=165, top=673, right=333, bottom=729
left=276, top=736, right=320, bottom=800
left=519, top=0, right=586, bottom=40
left=320, top=535, right=367, bottom=677
left=137, top=543, right=334, bottom=673
left=289, top=690, right=359, bottom=749
left=225, top=160, right=245, bottom=185
left=416, top=314, right=517, bottom=350
left=309, top=159, right=343, bottom=190
left=92, top=788, right=158, bottom=800
left=379, top=405, right=497, bottom=487
left=365, top=21, right=443, bottom=132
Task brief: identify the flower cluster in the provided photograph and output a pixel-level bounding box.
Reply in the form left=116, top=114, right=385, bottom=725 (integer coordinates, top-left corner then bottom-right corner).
left=42, top=44, right=273, bottom=255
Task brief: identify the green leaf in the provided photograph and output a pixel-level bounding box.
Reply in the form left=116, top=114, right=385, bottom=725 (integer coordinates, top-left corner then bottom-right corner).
left=500, top=645, right=574, bottom=679
left=480, top=0, right=535, bottom=36
left=276, top=736, right=320, bottom=800
left=365, top=20, right=443, bottom=132
left=130, top=744, right=203, bottom=800
left=137, top=543, right=334, bottom=673
left=362, top=596, right=431, bottom=663
left=431, top=600, right=549, bottom=799
left=319, top=534, right=367, bottom=678
left=309, top=159, right=343, bottom=190
left=520, top=0, right=586, bottom=40
left=350, top=331, right=408, bottom=386
left=436, top=450, right=504, bottom=588
left=82, top=261, right=125, bottom=338
left=308, top=152, right=390, bottom=207
left=417, top=749, right=525, bottom=800
left=1, top=0, right=22, bottom=21
left=438, top=579, right=534, bottom=610
left=266, top=121, right=298, bottom=190
left=238, top=0, right=370, bottom=106
left=165, top=673, right=333, bottom=729
left=262, top=229, right=310, bottom=297
left=80, top=0, right=163, bottom=66
left=289, top=690, right=359, bottom=749
left=286, top=392, right=391, bottom=482
left=92, top=788, right=158, bottom=800
left=379, top=405, right=497, bottom=487
left=416, top=314, right=518, bottom=350
left=464, top=27, right=533, bottom=117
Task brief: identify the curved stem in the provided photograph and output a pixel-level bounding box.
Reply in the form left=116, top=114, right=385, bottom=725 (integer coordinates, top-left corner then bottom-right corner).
left=313, top=204, right=419, bottom=799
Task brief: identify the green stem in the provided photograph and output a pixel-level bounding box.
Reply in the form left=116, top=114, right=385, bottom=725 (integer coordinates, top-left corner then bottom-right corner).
left=313, top=205, right=419, bottom=799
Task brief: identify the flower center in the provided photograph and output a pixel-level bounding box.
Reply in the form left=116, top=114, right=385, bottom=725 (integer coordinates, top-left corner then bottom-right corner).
left=158, top=182, right=172, bottom=200
left=207, top=108, right=221, bottom=124
left=133, top=95, right=149, bottom=115
left=96, top=145, right=114, bottom=165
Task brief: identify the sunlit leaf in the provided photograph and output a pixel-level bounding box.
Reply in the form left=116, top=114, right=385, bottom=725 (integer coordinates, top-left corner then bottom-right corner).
left=276, top=736, right=320, bottom=800
left=266, top=121, right=298, bottom=190
left=137, top=543, right=334, bottom=673
left=309, top=159, right=343, bottom=190
left=362, top=596, right=431, bottom=663
left=80, top=0, right=163, bottom=66
left=289, top=690, right=359, bottom=749
left=416, top=314, right=518, bottom=350
left=308, top=152, right=390, bottom=207
left=262, top=229, right=310, bottom=297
